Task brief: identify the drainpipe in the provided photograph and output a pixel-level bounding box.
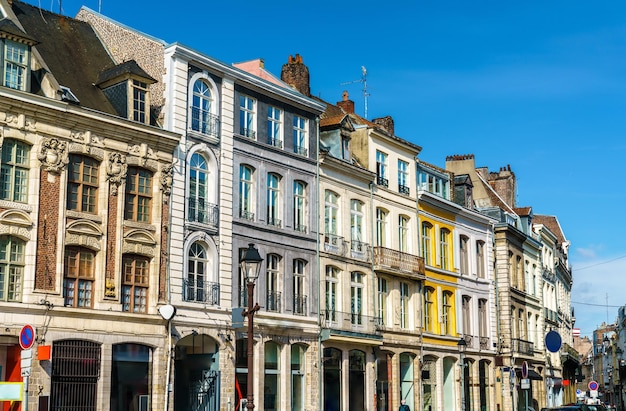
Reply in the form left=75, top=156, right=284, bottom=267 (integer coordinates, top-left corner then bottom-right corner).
left=316, top=116, right=323, bottom=411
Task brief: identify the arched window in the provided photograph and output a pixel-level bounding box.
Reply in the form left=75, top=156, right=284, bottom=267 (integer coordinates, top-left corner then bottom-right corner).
left=476, top=240, right=485, bottom=278
left=266, top=254, right=281, bottom=312
left=0, top=139, right=29, bottom=202
left=189, top=153, right=209, bottom=224
left=0, top=235, right=24, bottom=302
left=439, top=228, right=450, bottom=270
left=291, top=345, right=306, bottom=410
left=264, top=341, right=281, bottom=410
left=293, top=180, right=306, bottom=232
left=324, top=191, right=339, bottom=245
left=293, top=259, right=306, bottom=315
left=325, top=266, right=339, bottom=322
left=267, top=173, right=281, bottom=227
left=186, top=242, right=218, bottom=305
left=191, top=79, right=216, bottom=135
left=350, top=200, right=364, bottom=252
left=423, top=286, right=434, bottom=332
left=421, top=222, right=432, bottom=265
left=459, top=235, right=469, bottom=275
left=239, top=164, right=254, bottom=220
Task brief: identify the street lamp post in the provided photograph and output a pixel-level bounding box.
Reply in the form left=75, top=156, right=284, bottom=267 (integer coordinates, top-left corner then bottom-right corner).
left=458, top=337, right=467, bottom=411
left=240, top=243, right=263, bottom=411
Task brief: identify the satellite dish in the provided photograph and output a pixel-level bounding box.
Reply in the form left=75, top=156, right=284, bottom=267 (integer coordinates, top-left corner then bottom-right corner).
left=545, top=330, right=562, bottom=353
left=158, top=304, right=177, bottom=321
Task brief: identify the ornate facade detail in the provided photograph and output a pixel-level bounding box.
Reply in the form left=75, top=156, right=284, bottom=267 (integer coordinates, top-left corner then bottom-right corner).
left=65, top=219, right=103, bottom=251
left=0, top=224, right=31, bottom=240
left=105, top=278, right=116, bottom=297
left=128, top=142, right=157, bottom=166
left=38, top=137, right=69, bottom=173
left=0, top=200, right=33, bottom=212
left=64, top=233, right=102, bottom=250
left=68, top=142, right=105, bottom=160
left=106, top=152, right=128, bottom=195
left=122, top=242, right=155, bottom=257
left=160, top=163, right=174, bottom=199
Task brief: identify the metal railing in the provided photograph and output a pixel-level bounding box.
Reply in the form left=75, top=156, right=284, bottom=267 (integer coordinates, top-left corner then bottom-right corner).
left=324, top=233, right=344, bottom=247
left=240, top=127, right=256, bottom=139
left=293, top=295, right=307, bottom=315
left=266, top=291, right=281, bottom=312
left=294, top=146, right=308, bottom=156
left=268, top=137, right=283, bottom=149
left=187, top=198, right=219, bottom=226
left=190, top=109, right=220, bottom=138
left=321, top=309, right=381, bottom=333
left=399, top=184, right=410, bottom=195
left=512, top=338, right=534, bottom=356
left=350, top=240, right=368, bottom=253
left=294, top=224, right=307, bottom=233
left=183, top=279, right=220, bottom=305
left=239, top=209, right=254, bottom=221
left=373, top=246, right=425, bottom=275
left=376, top=176, right=389, bottom=187
left=267, top=217, right=282, bottom=228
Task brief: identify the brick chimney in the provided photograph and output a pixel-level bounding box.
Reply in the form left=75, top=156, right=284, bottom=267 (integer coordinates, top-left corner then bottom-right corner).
left=337, top=91, right=355, bottom=114
left=373, top=116, right=394, bottom=135
left=280, top=54, right=310, bottom=96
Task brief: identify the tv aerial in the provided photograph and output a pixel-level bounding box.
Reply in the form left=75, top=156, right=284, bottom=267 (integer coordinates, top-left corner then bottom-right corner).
left=341, top=66, right=370, bottom=119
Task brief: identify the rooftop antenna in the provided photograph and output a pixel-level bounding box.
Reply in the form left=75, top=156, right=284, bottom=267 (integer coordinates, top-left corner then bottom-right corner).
left=99, top=0, right=102, bottom=13
left=341, top=66, right=370, bottom=118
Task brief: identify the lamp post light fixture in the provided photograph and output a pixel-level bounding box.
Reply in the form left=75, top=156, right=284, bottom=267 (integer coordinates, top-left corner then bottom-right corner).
left=458, top=337, right=467, bottom=411
left=240, top=243, right=263, bottom=410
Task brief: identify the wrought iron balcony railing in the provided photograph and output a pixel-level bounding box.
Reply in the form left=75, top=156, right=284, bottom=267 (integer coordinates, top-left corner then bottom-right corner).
left=266, top=291, right=281, bottom=312
left=268, top=138, right=283, bottom=149
left=373, top=247, right=425, bottom=276
left=239, top=209, right=255, bottom=221
left=294, top=224, right=307, bottom=233
left=321, top=309, right=381, bottom=334
left=376, top=176, right=389, bottom=187
left=183, top=279, right=220, bottom=305
left=512, top=338, right=534, bottom=356
left=324, top=233, right=343, bottom=247
left=399, top=184, right=410, bottom=195
left=267, top=217, right=282, bottom=228
left=190, top=109, right=220, bottom=138
left=294, top=146, right=308, bottom=156
left=240, top=127, right=256, bottom=139
left=293, top=295, right=307, bottom=315
left=187, top=198, right=219, bottom=226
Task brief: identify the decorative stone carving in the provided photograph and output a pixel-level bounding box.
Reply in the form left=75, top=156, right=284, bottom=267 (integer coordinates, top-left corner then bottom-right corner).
left=105, top=278, right=116, bottom=298
left=128, top=142, right=156, bottom=166
left=160, top=163, right=174, bottom=200
left=38, top=137, right=69, bottom=173
left=106, top=152, right=127, bottom=195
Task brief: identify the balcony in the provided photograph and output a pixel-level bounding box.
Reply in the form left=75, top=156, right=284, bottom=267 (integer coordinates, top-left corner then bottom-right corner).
left=267, top=217, right=282, bottom=228
left=268, top=137, right=283, bottom=149
left=398, top=184, right=410, bottom=195
left=294, top=146, right=308, bottom=156
left=293, top=295, right=307, bottom=316
left=183, top=279, right=220, bottom=305
left=373, top=247, right=425, bottom=279
left=294, top=224, right=307, bottom=233
left=324, top=233, right=344, bottom=254
left=187, top=198, right=218, bottom=227
left=190, top=109, right=220, bottom=140
left=376, top=176, right=389, bottom=188
left=239, top=209, right=255, bottom=221
left=266, top=291, right=281, bottom=312
left=512, top=338, right=534, bottom=356
left=321, top=309, right=381, bottom=336
left=240, top=127, right=256, bottom=139
left=350, top=240, right=371, bottom=261
left=545, top=307, right=558, bottom=324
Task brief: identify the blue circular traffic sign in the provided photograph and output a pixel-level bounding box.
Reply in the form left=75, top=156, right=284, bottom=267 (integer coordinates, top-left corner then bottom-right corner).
left=19, top=324, right=35, bottom=350
left=545, top=330, right=562, bottom=353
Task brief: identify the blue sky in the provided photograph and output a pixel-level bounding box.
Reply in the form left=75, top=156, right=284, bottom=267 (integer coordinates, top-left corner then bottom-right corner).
left=46, top=0, right=626, bottom=338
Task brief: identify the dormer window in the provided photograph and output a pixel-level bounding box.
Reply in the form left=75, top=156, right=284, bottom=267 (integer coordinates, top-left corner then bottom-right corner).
left=4, top=40, right=28, bottom=90
left=96, top=60, right=155, bottom=125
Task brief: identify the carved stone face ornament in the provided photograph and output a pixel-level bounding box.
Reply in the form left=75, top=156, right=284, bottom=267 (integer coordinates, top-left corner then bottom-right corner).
left=38, top=138, right=69, bottom=173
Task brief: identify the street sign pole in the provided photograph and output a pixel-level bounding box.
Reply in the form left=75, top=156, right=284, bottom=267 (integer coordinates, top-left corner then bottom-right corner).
left=19, top=325, right=35, bottom=411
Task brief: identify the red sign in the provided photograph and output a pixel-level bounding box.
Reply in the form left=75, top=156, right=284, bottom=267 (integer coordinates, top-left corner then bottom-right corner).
left=589, top=380, right=599, bottom=391
left=522, top=361, right=529, bottom=379
left=19, top=324, right=36, bottom=350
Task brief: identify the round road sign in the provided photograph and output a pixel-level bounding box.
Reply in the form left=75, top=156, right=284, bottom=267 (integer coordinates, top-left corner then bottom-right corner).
left=19, top=324, right=35, bottom=350
left=589, top=380, right=599, bottom=391
left=522, top=361, right=529, bottom=379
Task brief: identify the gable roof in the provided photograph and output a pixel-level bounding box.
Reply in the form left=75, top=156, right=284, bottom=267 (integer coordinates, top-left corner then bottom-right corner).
left=12, top=0, right=118, bottom=114
left=233, top=59, right=288, bottom=88
left=534, top=214, right=568, bottom=245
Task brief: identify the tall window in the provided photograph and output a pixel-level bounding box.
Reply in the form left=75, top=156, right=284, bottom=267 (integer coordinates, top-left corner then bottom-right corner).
left=264, top=341, right=280, bottom=411
left=0, top=139, right=29, bottom=203
left=189, top=153, right=209, bottom=223
left=132, top=80, right=148, bottom=123
left=67, top=155, right=99, bottom=213
left=459, top=235, right=469, bottom=275
left=423, top=287, right=434, bottom=332
left=266, top=254, right=280, bottom=312
left=239, top=95, right=256, bottom=138
left=400, top=282, right=409, bottom=329
left=399, top=215, right=409, bottom=253
left=376, top=208, right=388, bottom=247
left=267, top=106, right=282, bottom=148
left=442, top=291, right=453, bottom=335
left=439, top=228, right=450, bottom=270
left=291, top=345, right=306, bottom=411
left=122, top=255, right=149, bottom=313
left=462, top=295, right=471, bottom=335
left=350, top=200, right=364, bottom=252
left=4, top=40, right=28, bottom=90
left=191, top=80, right=213, bottom=134
left=0, top=236, right=24, bottom=302
left=325, top=266, right=338, bottom=322
left=398, top=160, right=409, bottom=194
left=239, top=165, right=254, bottom=220
left=478, top=299, right=488, bottom=337
left=378, top=278, right=387, bottom=326
left=476, top=241, right=485, bottom=278
left=111, top=344, right=151, bottom=411
left=293, top=181, right=306, bottom=232
left=293, top=115, right=307, bottom=156
left=293, top=259, right=306, bottom=315
left=421, top=222, right=432, bottom=265
left=351, top=272, right=364, bottom=325
left=63, top=247, right=95, bottom=307
left=187, top=242, right=207, bottom=302
left=266, top=173, right=281, bottom=227
left=375, top=150, right=388, bottom=187
left=324, top=191, right=339, bottom=243
left=125, top=167, right=152, bottom=223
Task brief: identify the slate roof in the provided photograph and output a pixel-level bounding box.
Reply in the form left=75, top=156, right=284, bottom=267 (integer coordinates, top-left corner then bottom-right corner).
left=12, top=0, right=118, bottom=114
left=534, top=214, right=568, bottom=245
left=97, top=60, right=156, bottom=86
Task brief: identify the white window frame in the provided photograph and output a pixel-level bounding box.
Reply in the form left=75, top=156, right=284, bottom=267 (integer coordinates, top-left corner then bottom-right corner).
left=267, top=106, right=283, bottom=148
left=293, top=115, right=308, bottom=156
left=239, top=165, right=254, bottom=220
left=4, top=40, right=28, bottom=91
left=267, top=173, right=281, bottom=227
left=293, top=181, right=306, bottom=233
left=239, top=95, right=256, bottom=138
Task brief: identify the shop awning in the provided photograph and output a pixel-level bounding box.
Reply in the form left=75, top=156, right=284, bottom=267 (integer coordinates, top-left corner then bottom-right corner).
left=515, top=368, right=543, bottom=380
